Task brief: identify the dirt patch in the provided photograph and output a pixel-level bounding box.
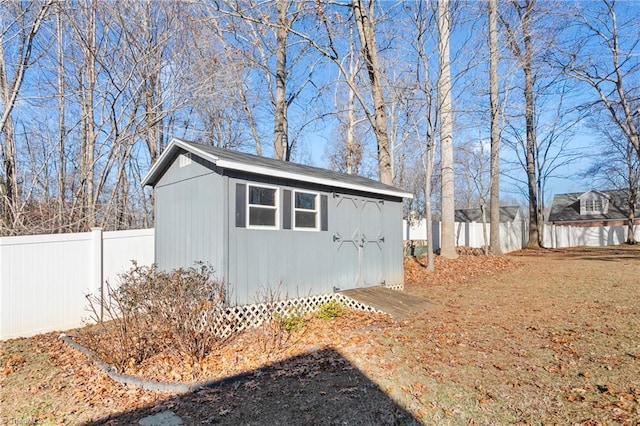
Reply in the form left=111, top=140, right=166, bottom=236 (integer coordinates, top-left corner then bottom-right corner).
left=2, top=246, right=639, bottom=424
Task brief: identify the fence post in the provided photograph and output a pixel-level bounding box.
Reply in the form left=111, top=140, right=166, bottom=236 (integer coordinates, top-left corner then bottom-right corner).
left=91, top=227, right=104, bottom=322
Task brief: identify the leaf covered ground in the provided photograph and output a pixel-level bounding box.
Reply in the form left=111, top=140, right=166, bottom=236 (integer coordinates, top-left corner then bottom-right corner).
left=1, top=245, right=639, bottom=424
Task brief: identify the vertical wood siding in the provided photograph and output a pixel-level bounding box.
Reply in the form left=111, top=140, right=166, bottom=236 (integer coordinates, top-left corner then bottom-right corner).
left=154, top=157, right=225, bottom=279
left=227, top=177, right=405, bottom=306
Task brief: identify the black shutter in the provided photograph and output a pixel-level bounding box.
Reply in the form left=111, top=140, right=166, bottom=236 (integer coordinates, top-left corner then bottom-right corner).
left=320, top=194, right=328, bottom=231
left=236, top=183, right=246, bottom=227
left=283, top=189, right=292, bottom=230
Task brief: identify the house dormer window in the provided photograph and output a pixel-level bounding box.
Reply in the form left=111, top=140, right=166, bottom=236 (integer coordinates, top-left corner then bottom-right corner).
left=584, top=199, right=602, bottom=213
left=579, top=191, right=609, bottom=215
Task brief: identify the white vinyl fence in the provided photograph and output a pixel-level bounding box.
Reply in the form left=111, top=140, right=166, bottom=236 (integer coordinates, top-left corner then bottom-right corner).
left=3, top=222, right=636, bottom=340
left=0, top=228, right=154, bottom=340
left=404, top=219, right=638, bottom=251
left=403, top=219, right=527, bottom=253
left=542, top=224, right=639, bottom=248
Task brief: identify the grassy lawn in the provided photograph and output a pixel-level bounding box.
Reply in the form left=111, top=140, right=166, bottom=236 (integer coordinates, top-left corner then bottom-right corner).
left=1, top=246, right=639, bottom=424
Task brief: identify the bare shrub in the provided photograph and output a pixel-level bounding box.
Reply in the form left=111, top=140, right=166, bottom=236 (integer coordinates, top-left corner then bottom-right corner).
left=252, top=285, right=307, bottom=360
left=143, top=262, right=235, bottom=361
left=85, top=263, right=161, bottom=370
left=84, top=262, right=233, bottom=370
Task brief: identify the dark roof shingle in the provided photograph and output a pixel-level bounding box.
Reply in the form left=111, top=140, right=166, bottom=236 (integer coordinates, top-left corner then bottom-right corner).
left=143, top=139, right=413, bottom=199
left=454, top=206, right=521, bottom=223
left=548, top=189, right=638, bottom=223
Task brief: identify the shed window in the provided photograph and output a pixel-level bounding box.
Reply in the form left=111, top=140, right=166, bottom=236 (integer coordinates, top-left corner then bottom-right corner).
left=248, top=185, right=278, bottom=228
left=294, top=191, right=318, bottom=230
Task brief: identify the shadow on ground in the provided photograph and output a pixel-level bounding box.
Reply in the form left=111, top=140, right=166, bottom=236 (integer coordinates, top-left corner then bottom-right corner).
left=510, top=246, right=640, bottom=262
left=87, top=347, right=420, bottom=425
left=552, top=247, right=640, bottom=263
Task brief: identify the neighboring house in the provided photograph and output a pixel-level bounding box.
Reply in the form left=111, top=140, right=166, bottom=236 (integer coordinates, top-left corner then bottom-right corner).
left=454, top=206, right=523, bottom=224
left=143, top=138, right=413, bottom=306
left=548, top=189, right=639, bottom=227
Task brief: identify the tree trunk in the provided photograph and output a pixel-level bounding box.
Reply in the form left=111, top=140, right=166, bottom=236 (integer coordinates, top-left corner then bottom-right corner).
left=143, top=11, right=160, bottom=163
left=239, top=87, right=262, bottom=156
left=488, top=0, right=502, bottom=255
left=522, top=0, right=540, bottom=249
left=273, top=0, right=289, bottom=161
left=627, top=189, right=637, bottom=245
left=346, top=85, right=357, bottom=174
left=481, top=203, right=489, bottom=255
left=353, top=0, right=392, bottom=185
left=437, top=0, right=457, bottom=259
left=0, top=114, right=19, bottom=233
left=56, top=1, right=66, bottom=233
left=345, top=22, right=359, bottom=175
left=78, top=0, right=98, bottom=230
left=425, top=138, right=435, bottom=271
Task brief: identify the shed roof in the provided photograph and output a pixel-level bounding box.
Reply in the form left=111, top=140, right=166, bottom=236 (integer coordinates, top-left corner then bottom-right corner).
left=142, top=138, right=413, bottom=199
left=454, top=206, right=521, bottom=223
left=548, top=189, right=638, bottom=223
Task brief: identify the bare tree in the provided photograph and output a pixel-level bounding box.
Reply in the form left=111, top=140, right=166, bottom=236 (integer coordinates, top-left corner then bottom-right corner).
left=488, top=0, right=502, bottom=254
left=501, top=77, right=584, bottom=241
left=558, top=0, right=639, bottom=163
left=328, top=21, right=365, bottom=177
left=0, top=0, right=53, bottom=233
left=585, top=115, right=639, bottom=244
left=274, top=0, right=289, bottom=160
left=212, top=0, right=317, bottom=161
left=500, top=0, right=541, bottom=249
left=2, top=0, right=280, bottom=235
left=410, top=0, right=439, bottom=271
left=352, top=0, right=393, bottom=184
left=437, top=0, right=457, bottom=258
left=55, top=0, right=67, bottom=232
left=340, top=19, right=364, bottom=175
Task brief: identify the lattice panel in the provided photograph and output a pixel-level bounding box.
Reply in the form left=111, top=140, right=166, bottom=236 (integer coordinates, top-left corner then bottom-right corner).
left=384, top=283, right=404, bottom=291
left=334, top=294, right=384, bottom=314
left=199, top=291, right=391, bottom=338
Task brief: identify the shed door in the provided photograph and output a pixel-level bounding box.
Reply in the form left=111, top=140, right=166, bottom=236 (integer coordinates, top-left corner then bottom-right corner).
left=334, top=196, right=361, bottom=289
left=333, top=195, right=385, bottom=289
left=360, top=199, right=384, bottom=286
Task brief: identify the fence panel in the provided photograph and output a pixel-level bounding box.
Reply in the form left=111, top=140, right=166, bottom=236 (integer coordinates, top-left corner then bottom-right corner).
left=542, top=224, right=639, bottom=248
left=404, top=219, right=525, bottom=253
left=0, top=228, right=154, bottom=340
left=103, top=229, right=155, bottom=286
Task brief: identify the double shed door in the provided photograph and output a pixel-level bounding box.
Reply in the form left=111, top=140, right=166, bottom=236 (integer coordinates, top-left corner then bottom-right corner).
left=333, top=194, right=385, bottom=289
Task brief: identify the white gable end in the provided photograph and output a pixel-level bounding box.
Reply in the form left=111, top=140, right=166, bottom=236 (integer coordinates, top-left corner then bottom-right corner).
left=578, top=190, right=610, bottom=215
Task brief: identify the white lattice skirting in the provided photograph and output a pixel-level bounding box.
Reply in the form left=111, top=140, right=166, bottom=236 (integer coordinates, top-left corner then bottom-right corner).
left=384, top=283, right=404, bottom=291
left=203, top=286, right=400, bottom=338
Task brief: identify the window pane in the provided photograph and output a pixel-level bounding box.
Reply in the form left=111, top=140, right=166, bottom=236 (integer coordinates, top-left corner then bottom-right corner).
left=295, top=192, right=316, bottom=210
left=249, top=186, right=276, bottom=206
left=295, top=211, right=317, bottom=228
left=249, top=207, right=276, bottom=226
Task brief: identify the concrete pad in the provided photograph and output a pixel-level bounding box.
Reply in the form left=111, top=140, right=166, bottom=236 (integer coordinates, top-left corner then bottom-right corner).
left=138, top=410, right=184, bottom=426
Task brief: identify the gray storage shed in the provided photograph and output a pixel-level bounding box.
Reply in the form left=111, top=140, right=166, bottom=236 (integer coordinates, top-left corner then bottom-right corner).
left=142, top=138, right=413, bottom=306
